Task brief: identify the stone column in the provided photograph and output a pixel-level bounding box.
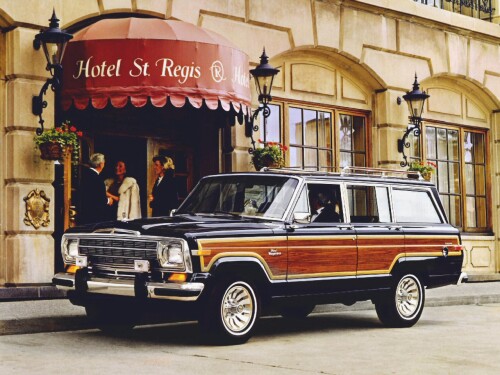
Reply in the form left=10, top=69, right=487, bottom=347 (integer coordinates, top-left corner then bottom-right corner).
left=373, top=89, right=410, bottom=171
left=2, top=26, right=56, bottom=285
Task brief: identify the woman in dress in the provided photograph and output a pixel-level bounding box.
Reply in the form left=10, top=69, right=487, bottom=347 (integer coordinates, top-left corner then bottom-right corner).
left=105, top=160, right=141, bottom=220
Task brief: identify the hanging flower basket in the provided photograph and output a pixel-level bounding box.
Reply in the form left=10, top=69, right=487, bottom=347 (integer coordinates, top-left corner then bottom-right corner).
left=34, top=121, right=83, bottom=163
left=251, top=140, right=287, bottom=171
left=39, top=141, right=64, bottom=160
left=408, top=161, right=436, bottom=181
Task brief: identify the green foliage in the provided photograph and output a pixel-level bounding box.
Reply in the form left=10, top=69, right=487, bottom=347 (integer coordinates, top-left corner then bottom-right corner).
left=251, top=140, right=287, bottom=170
left=34, top=121, right=82, bottom=162
left=408, top=160, right=436, bottom=175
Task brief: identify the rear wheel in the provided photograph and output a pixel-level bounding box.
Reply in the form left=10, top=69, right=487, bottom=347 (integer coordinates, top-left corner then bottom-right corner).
left=375, top=274, right=424, bottom=328
left=85, top=301, right=141, bottom=334
left=199, top=279, right=260, bottom=345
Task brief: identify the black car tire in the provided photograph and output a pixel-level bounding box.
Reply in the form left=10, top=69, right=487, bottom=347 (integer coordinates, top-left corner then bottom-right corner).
left=199, top=279, right=260, bottom=345
left=280, top=304, right=316, bottom=319
left=85, top=302, right=141, bottom=334
left=375, top=273, right=425, bottom=328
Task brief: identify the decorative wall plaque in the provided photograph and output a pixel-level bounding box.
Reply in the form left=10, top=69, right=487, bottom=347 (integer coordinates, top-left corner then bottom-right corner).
left=23, top=189, right=50, bottom=229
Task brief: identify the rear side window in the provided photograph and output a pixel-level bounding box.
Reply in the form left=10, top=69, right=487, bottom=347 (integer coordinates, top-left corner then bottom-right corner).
left=347, top=185, right=391, bottom=223
left=392, top=189, right=443, bottom=223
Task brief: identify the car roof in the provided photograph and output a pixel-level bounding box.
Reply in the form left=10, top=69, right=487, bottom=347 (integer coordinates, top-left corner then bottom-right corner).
left=204, top=167, right=434, bottom=187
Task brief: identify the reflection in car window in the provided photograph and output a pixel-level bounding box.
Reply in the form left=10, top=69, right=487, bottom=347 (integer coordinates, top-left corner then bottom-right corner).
left=347, top=185, right=390, bottom=223
left=392, top=189, right=442, bottom=223
left=176, top=176, right=298, bottom=219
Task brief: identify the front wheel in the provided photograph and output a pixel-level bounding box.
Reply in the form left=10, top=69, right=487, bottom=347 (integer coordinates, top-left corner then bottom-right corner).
left=199, top=279, right=260, bottom=345
left=375, top=274, right=425, bottom=328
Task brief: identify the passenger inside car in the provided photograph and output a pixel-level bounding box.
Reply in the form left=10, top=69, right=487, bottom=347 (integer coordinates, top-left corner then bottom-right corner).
left=309, top=186, right=342, bottom=223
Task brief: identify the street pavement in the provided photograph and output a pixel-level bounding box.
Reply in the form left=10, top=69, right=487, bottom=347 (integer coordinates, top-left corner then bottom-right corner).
left=1, top=281, right=500, bottom=336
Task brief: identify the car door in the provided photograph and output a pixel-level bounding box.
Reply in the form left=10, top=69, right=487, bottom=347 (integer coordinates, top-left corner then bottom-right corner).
left=346, top=183, right=404, bottom=290
left=286, top=182, right=358, bottom=295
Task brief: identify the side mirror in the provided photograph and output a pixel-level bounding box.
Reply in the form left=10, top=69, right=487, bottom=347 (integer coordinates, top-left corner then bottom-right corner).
left=293, top=212, right=310, bottom=224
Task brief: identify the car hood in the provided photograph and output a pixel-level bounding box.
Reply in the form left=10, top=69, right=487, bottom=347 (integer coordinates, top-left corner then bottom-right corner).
left=65, top=214, right=284, bottom=240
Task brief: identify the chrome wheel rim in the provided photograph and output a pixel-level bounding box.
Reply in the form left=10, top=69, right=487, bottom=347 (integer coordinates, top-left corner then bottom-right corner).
left=221, top=282, right=255, bottom=334
left=395, top=276, right=421, bottom=319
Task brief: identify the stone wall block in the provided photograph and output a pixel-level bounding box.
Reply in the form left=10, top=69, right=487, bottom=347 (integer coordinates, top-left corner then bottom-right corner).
left=171, top=0, right=245, bottom=25
left=446, top=32, right=467, bottom=76
left=5, top=234, right=54, bottom=284
left=0, top=1, right=63, bottom=27
left=363, top=49, right=430, bottom=90
left=5, top=130, right=55, bottom=182
left=399, top=21, right=447, bottom=75
left=315, top=0, right=340, bottom=49
left=247, top=0, right=314, bottom=47
left=5, top=183, right=55, bottom=234
left=5, top=28, right=47, bottom=78
left=101, top=0, right=132, bottom=12
left=468, top=39, right=500, bottom=85
left=6, top=79, right=54, bottom=129
left=200, top=14, right=290, bottom=62
left=135, top=0, right=168, bottom=17
left=61, top=1, right=100, bottom=27
left=341, top=8, right=396, bottom=61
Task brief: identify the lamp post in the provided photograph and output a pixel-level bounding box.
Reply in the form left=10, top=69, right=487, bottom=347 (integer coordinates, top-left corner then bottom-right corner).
left=32, top=9, right=73, bottom=135
left=246, top=48, right=280, bottom=150
left=397, top=74, right=430, bottom=167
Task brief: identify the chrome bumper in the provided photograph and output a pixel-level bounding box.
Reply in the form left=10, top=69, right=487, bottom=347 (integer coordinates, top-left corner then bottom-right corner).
left=457, top=272, right=468, bottom=285
left=53, top=272, right=204, bottom=301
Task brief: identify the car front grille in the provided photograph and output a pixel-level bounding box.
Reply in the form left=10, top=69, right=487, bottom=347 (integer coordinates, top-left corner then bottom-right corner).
left=78, top=237, right=158, bottom=269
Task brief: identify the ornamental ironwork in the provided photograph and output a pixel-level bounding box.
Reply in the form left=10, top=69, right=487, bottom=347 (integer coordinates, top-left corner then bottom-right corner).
left=414, top=0, right=494, bottom=21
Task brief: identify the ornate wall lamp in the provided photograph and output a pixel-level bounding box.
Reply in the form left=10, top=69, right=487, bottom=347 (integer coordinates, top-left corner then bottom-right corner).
left=397, top=74, right=430, bottom=167
left=32, top=10, right=73, bottom=135
left=246, top=48, right=280, bottom=150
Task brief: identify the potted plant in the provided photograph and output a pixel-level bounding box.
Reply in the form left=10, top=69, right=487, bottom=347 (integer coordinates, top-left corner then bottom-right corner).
left=34, top=121, right=83, bottom=163
left=251, top=140, right=287, bottom=171
left=408, top=160, right=436, bottom=181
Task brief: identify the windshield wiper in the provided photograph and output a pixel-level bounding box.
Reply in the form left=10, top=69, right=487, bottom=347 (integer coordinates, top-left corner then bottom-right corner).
left=212, top=210, right=242, bottom=217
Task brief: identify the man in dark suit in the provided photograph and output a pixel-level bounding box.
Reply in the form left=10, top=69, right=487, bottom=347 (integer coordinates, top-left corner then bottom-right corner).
left=79, top=153, right=112, bottom=224
left=311, top=191, right=341, bottom=223
left=149, top=155, right=178, bottom=217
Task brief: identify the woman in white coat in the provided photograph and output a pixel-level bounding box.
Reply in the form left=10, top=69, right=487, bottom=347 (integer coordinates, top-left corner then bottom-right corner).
left=105, top=160, right=141, bottom=220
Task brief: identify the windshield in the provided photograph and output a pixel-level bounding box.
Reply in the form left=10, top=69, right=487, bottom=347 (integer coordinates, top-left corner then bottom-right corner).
left=176, top=175, right=299, bottom=220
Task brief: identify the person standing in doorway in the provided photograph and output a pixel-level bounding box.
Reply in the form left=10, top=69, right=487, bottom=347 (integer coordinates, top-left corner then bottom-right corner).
left=149, top=155, right=178, bottom=216
left=105, top=160, right=141, bottom=220
left=79, top=153, right=112, bottom=224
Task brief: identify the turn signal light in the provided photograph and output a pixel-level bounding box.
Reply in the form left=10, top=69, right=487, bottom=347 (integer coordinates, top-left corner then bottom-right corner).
left=168, top=273, right=187, bottom=283
left=65, top=265, right=80, bottom=274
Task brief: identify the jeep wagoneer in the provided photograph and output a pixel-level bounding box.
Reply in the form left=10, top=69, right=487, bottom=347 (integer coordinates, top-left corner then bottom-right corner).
left=53, top=167, right=467, bottom=344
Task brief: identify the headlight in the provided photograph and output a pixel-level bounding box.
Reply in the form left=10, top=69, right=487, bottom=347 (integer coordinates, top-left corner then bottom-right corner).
left=158, top=241, right=185, bottom=268
left=62, top=237, right=78, bottom=263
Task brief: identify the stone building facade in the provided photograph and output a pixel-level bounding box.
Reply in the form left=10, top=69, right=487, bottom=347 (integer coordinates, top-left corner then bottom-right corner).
left=1, top=0, right=500, bottom=296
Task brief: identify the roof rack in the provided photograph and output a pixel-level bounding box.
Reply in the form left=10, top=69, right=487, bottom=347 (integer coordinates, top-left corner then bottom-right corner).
left=341, top=166, right=423, bottom=180
left=261, top=166, right=423, bottom=180
left=261, top=167, right=341, bottom=176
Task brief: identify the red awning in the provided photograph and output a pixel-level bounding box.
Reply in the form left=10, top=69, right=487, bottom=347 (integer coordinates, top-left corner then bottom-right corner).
left=61, top=18, right=251, bottom=114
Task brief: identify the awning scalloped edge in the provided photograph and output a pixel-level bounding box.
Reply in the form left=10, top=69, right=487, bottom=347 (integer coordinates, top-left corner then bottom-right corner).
left=62, top=93, right=250, bottom=115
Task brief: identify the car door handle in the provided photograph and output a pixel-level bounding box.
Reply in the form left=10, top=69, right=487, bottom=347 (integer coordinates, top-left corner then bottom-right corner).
left=338, top=225, right=354, bottom=230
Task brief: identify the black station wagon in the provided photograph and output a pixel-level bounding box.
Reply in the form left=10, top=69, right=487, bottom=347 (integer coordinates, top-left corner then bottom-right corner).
left=53, top=167, right=467, bottom=344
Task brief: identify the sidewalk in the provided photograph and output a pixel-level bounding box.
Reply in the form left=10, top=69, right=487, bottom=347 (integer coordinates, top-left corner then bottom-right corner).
left=1, top=281, right=500, bottom=336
